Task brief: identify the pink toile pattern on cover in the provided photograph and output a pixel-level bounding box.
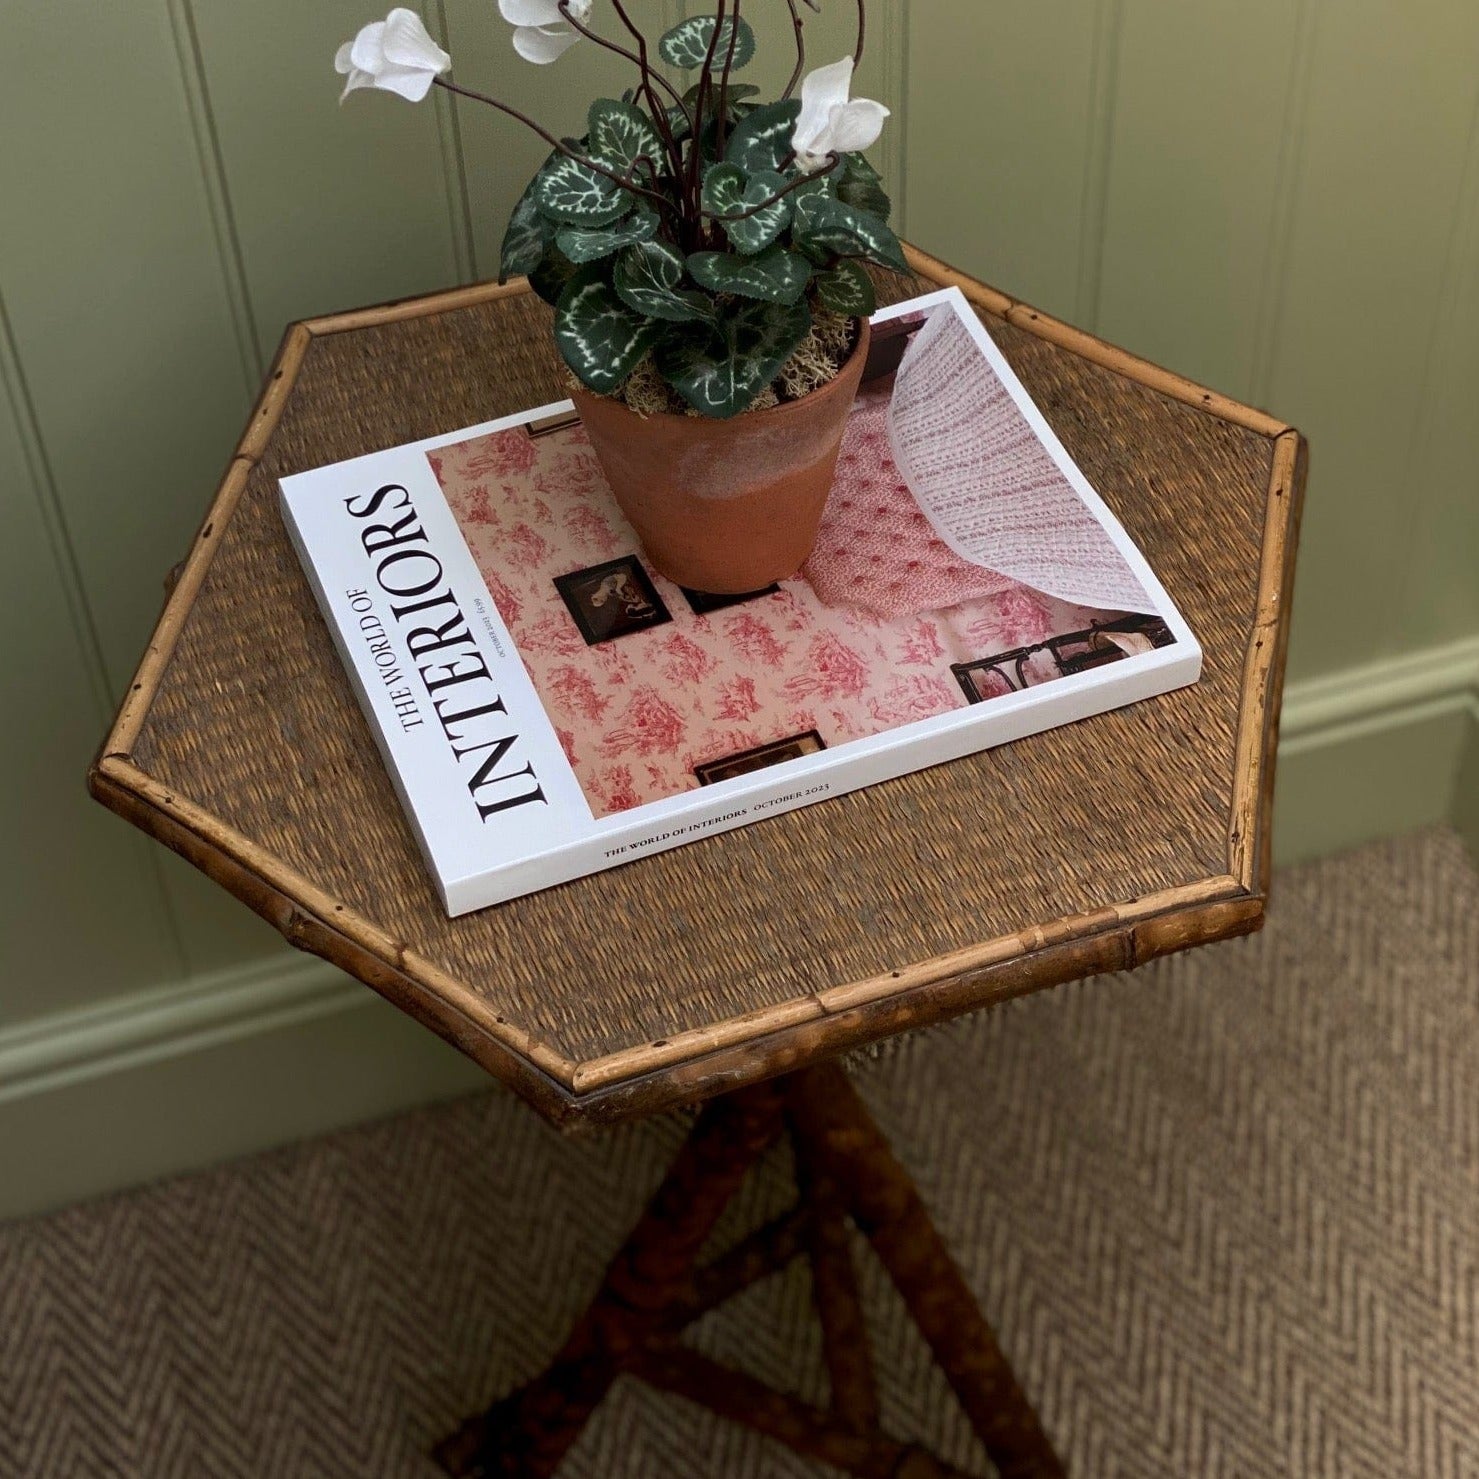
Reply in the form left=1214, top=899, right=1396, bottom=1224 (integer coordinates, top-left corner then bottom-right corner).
left=429, top=413, right=1129, bottom=820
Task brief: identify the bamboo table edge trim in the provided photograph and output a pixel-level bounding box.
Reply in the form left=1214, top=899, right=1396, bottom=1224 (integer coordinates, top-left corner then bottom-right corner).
left=88, top=246, right=1306, bottom=1128
left=91, top=741, right=1268, bottom=1125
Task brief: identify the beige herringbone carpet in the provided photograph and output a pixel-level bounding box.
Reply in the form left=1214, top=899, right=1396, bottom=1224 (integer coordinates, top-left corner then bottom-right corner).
left=4, top=829, right=1478, bottom=1478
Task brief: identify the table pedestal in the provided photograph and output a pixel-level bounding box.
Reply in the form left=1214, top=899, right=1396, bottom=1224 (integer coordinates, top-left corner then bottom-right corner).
left=435, top=1063, right=1064, bottom=1479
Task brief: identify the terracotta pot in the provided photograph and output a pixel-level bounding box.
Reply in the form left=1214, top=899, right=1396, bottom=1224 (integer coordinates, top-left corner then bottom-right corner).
left=569, top=320, right=872, bottom=594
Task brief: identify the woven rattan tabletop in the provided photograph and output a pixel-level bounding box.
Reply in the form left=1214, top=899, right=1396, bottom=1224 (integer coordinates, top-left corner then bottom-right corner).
left=91, top=247, right=1304, bottom=1127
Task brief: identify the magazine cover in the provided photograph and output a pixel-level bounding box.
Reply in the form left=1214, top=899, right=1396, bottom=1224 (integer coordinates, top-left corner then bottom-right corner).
left=280, top=287, right=1201, bottom=916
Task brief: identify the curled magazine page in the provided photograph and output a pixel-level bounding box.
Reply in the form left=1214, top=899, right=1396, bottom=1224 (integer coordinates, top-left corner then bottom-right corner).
left=280, top=289, right=1199, bottom=913
left=885, top=303, right=1156, bottom=614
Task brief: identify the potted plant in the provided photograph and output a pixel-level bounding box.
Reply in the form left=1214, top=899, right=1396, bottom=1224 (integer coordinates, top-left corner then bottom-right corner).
left=335, top=2, right=901, bottom=592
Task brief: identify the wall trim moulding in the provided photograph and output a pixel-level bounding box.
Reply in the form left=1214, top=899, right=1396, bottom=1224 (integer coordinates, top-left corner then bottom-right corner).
left=9, top=636, right=1478, bottom=1115
left=1279, top=633, right=1479, bottom=751
left=0, top=952, right=356, bottom=1111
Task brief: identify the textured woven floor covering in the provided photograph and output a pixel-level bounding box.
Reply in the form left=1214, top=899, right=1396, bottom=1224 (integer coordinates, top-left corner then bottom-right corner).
left=3, top=829, right=1476, bottom=1478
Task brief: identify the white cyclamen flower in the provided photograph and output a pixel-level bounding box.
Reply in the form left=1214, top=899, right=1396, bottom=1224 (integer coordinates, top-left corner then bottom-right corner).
left=791, top=57, right=890, bottom=171
left=498, top=0, right=591, bottom=64
left=336, top=8, right=450, bottom=102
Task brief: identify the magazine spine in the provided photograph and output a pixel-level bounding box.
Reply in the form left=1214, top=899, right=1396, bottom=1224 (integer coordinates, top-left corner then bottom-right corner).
left=279, top=490, right=457, bottom=913
left=443, top=639, right=1200, bottom=915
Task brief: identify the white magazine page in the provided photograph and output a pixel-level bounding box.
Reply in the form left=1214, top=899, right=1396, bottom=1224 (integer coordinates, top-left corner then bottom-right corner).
left=888, top=304, right=1155, bottom=612
left=281, top=287, right=1200, bottom=915
left=281, top=442, right=594, bottom=910
left=878, top=289, right=1190, bottom=642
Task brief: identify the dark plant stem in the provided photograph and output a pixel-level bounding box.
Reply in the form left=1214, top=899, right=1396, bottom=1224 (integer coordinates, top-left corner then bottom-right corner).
left=609, top=0, right=689, bottom=181
left=782, top=0, right=807, bottom=99
left=700, top=153, right=836, bottom=222
left=432, top=76, right=675, bottom=220
left=556, top=1, right=684, bottom=110
left=716, top=0, right=742, bottom=162
left=443, top=2, right=865, bottom=260
left=686, top=0, right=728, bottom=251
left=555, top=0, right=686, bottom=186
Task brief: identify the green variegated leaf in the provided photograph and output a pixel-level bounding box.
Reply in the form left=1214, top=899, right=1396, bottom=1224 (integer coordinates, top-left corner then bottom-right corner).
left=688, top=245, right=812, bottom=304
left=681, top=81, right=759, bottom=121
left=613, top=241, right=715, bottom=323
left=655, top=298, right=812, bottom=419
left=812, top=259, right=876, bottom=317
left=835, top=153, right=892, bottom=222
left=534, top=156, right=631, bottom=227
left=554, top=266, right=659, bottom=394
left=587, top=99, right=665, bottom=176
left=791, top=170, right=834, bottom=204
left=499, top=168, right=555, bottom=283
left=701, top=162, right=746, bottom=217
left=659, top=14, right=756, bottom=70
left=556, top=208, right=659, bottom=265
left=731, top=171, right=793, bottom=253
left=789, top=173, right=834, bottom=267
left=703, top=164, right=792, bottom=254
left=725, top=99, right=802, bottom=175
left=529, top=246, right=580, bottom=308
left=792, top=194, right=909, bottom=273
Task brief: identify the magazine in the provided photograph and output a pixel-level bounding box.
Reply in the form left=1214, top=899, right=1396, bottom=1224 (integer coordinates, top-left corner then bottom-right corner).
left=280, top=287, right=1201, bottom=916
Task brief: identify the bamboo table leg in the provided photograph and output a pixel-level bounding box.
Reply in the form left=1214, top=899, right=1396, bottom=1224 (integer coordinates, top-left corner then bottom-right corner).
left=434, top=1082, right=786, bottom=1478
left=786, top=1065, right=1064, bottom=1479
left=435, top=1063, right=1065, bottom=1479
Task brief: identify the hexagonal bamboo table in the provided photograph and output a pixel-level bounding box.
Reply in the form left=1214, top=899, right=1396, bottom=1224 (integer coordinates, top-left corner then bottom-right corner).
left=91, top=246, right=1304, bottom=1477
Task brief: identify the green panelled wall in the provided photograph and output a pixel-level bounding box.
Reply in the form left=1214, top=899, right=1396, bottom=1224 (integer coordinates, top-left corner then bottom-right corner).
left=2, top=0, right=1476, bottom=1209
left=907, top=0, right=1479, bottom=683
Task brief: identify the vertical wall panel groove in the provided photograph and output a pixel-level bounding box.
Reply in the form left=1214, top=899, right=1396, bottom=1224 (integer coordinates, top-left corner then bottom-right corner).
left=0, top=0, right=310, bottom=976
left=166, top=0, right=265, bottom=394
left=1, top=287, right=194, bottom=981
left=1093, top=1, right=1302, bottom=406
left=1389, top=74, right=1479, bottom=649
left=1390, top=81, right=1479, bottom=600
left=0, top=292, right=115, bottom=723
left=0, top=287, right=191, bottom=1010
left=432, top=0, right=480, bottom=283
left=1257, top=0, right=1479, bottom=676
left=903, top=0, right=1104, bottom=317
left=1075, top=0, right=1125, bottom=332
left=875, top=0, right=909, bottom=223
left=189, top=0, right=462, bottom=347
left=1248, top=0, right=1321, bottom=407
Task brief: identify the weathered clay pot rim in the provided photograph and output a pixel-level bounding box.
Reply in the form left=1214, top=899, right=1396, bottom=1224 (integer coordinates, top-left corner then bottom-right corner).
left=569, top=316, right=872, bottom=592
left=590, top=315, right=871, bottom=428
